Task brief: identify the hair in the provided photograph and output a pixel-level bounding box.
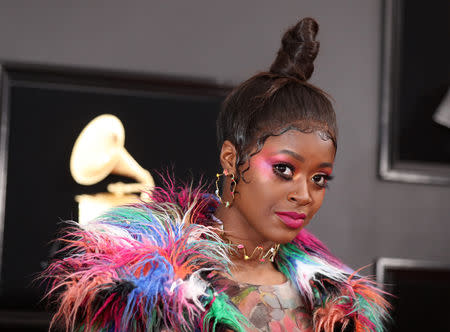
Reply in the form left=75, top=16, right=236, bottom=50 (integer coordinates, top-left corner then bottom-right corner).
left=216, top=18, right=337, bottom=182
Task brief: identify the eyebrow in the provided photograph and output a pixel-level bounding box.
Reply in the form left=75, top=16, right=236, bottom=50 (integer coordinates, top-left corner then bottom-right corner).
left=277, top=149, right=333, bottom=168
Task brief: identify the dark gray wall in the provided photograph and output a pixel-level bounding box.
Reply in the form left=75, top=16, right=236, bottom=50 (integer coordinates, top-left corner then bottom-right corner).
left=0, top=0, right=449, bottom=269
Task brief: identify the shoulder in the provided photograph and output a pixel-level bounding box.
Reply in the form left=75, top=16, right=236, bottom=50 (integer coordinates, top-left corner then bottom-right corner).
left=277, top=229, right=390, bottom=332
left=44, top=185, right=250, bottom=331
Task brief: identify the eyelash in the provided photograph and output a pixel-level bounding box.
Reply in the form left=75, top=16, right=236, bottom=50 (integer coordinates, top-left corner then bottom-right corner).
left=312, top=174, right=333, bottom=188
left=272, top=163, right=333, bottom=188
left=273, top=163, right=295, bottom=180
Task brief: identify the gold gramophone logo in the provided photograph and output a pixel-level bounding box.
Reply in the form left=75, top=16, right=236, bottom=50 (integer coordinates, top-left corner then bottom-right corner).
left=70, top=114, right=154, bottom=224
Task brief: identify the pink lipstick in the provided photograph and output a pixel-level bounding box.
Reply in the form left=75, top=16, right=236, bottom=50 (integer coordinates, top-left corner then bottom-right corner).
left=275, top=212, right=306, bottom=229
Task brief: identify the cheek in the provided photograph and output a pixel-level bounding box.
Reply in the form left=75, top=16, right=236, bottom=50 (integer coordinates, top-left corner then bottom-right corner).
left=250, top=159, right=274, bottom=180
left=310, top=190, right=327, bottom=215
left=236, top=161, right=278, bottom=210
left=239, top=160, right=276, bottom=195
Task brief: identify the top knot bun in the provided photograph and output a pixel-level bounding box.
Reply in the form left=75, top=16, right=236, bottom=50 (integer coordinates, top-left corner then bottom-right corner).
left=269, top=17, right=320, bottom=81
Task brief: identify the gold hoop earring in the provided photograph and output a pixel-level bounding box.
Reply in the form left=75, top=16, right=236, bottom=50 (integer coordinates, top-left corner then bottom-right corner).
left=215, top=170, right=236, bottom=208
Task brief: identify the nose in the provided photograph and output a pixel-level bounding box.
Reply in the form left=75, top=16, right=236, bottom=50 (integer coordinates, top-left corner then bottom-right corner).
left=287, top=178, right=312, bottom=206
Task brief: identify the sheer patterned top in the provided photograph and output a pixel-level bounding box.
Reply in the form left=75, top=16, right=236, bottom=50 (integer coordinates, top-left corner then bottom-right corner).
left=225, top=279, right=313, bottom=332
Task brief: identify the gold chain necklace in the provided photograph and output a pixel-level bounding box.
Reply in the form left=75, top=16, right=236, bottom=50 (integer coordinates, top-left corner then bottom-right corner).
left=211, top=215, right=280, bottom=263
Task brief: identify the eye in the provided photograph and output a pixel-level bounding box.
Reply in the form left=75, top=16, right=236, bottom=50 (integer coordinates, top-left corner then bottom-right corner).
left=273, top=163, right=295, bottom=180
left=312, top=174, right=333, bottom=188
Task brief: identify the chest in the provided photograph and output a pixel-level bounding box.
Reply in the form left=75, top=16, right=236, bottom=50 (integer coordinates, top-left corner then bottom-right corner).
left=226, top=281, right=313, bottom=332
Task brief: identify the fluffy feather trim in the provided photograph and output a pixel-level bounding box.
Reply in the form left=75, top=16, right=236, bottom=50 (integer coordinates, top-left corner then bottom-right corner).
left=44, top=187, right=246, bottom=332
left=278, top=232, right=390, bottom=332
left=44, top=182, right=389, bottom=332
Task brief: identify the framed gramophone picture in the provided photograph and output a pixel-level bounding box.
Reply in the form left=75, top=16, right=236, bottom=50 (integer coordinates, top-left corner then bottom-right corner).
left=378, top=0, right=450, bottom=185
left=0, top=63, right=230, bottom=328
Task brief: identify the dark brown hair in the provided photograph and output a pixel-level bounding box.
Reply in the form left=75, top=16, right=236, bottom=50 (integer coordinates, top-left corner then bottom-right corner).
left=217, top=18, right=337, bottom=182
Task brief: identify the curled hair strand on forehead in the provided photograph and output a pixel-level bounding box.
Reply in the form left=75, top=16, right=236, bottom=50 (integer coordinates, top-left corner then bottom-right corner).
left=237, top=125, right=335, bottom=183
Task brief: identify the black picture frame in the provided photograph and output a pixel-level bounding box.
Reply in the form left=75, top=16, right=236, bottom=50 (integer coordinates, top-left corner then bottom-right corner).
left=376, top=257, right=450, bottom=331
left=378, top=0, right=450, bottom=185
left=0, top=63, right=230, bottom=328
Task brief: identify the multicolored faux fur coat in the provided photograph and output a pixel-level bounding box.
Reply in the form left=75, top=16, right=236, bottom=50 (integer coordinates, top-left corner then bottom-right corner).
left=44, top=182, right=389, bottom=332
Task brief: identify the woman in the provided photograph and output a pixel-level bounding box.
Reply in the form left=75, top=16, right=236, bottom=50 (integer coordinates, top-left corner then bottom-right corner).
left=45, top=18, right=389, bottom=331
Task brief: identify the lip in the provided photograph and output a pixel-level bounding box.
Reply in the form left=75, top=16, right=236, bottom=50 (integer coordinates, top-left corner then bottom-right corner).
left=275, top=211, right=306, bottom=229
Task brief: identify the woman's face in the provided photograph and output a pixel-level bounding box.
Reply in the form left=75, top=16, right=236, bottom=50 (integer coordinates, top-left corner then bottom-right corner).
left=227, top=129, right=335, bottom=244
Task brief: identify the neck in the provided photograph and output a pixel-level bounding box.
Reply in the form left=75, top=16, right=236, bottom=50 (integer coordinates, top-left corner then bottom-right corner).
left=213, top=206, right=286, bottom=285
left=213, top=206, right=279, bottom=264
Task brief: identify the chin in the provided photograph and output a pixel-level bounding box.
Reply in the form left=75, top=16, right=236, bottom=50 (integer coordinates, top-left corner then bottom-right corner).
left=265, top=228, right=302, bottom=244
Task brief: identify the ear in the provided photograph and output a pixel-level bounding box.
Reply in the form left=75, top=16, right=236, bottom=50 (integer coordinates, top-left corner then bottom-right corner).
left=219, top=140, right=237, bottom=174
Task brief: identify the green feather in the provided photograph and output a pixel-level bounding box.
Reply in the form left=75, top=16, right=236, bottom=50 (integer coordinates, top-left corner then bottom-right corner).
left=203, top=290, right=250, bottom=332
left=355, top=293, right=386, bottom=332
